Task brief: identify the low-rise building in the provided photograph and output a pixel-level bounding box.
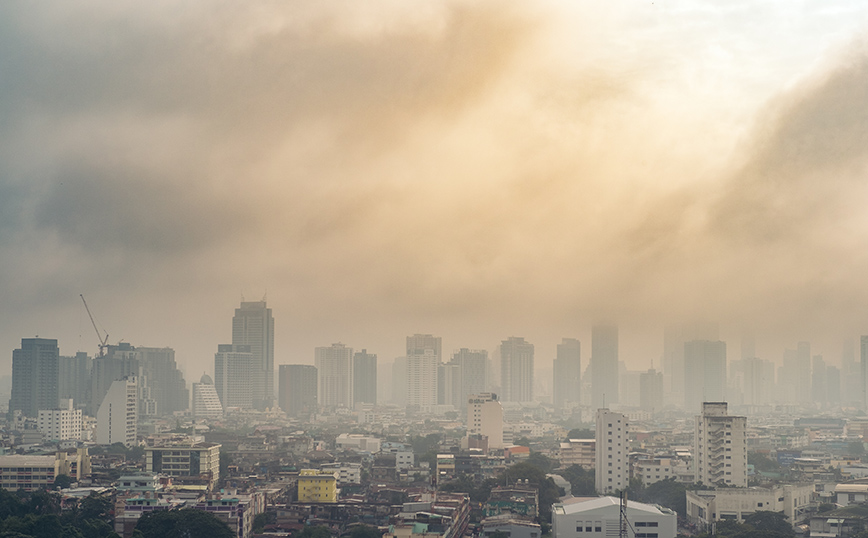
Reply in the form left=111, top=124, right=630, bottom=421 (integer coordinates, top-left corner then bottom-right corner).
left=297, top=469, right=338, bottom=503
left=321, top=462, right=362, bottom=485
left=144, top=442, right=221, bottom=490
left=685, top=484, right=813, bottom=527
left=559, top=439, right=595, bottom=470
left=0, top=450, right=90, bottom=491
left=481, top=515, right=541, bottom=538
left=552, top=496, right=677, bottom=538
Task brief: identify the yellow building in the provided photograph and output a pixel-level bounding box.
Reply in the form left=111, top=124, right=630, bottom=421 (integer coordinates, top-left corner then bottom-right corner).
left=297, top=469, right=338, bottom=503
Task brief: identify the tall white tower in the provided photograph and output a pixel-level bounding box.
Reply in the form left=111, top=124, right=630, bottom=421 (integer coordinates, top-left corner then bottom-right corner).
left=96, top=376, right=137, bottom=447
left=694, top=402, right=747, bottom=487
left=595, top=408, right=628, bottom=494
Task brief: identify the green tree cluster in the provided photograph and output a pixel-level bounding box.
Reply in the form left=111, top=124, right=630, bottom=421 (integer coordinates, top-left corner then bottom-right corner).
left=696, top=511, right=794, bottom=538
left=559, top=465, right=595, bottom=496
left=134, top=509, right=234, bottom=538
left=0, top=490, right=118, bottom=538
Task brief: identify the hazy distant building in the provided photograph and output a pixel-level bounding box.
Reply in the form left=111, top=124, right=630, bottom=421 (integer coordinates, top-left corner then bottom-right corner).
left=407, top=334, right=441, bottom=361
left=795, top=342, right=812, bottom=404
left=742, top=357, right=775, bottom=406
left=639, top=368, right=663, bottom=413
left=58, top=352, right=91, bottom=410
left=191, top=374, right=223, bottom=418
left=861, top=336, right=868, bottom=410
left=663, top=322, right=718, bottom=409
left=812, top=355, right=827, bottom=404
left=590, top=325, right=619, bottom=408
left=406, top=334, right=440, bottom=410
left=136, top=347, right=188, bottom=417
left=694, top=402, right=747, bottom=487
left=89, top=343, right=139, bottom=417
left=353, top=350, right=377, bottom=405
left=214, top=344, right=255, bottom=409
left=9, top=338, right=60, bottom=418
left=231, top=300, right=274, bottom=410
left=596, top=408, right=628, bottom=494
left=315, top=343, right=353, bottom=408
left=278, top=364, right=317, bottom=417
left=827, top=365, right=841, bottom=404
left=553, top=338, right=581, bottom=408
left=500, top=337, right=534, bottom=403
left=683, top=340, right=726, bottom=413
left=96, top=376, right=137, bottom=447
left=438, top=362, right=462, bottom=409
left=467, top=393, right=503, bottom=449
left=391, top=357, right=408, bottom=406
left=452, top=348, right=488, bottom=408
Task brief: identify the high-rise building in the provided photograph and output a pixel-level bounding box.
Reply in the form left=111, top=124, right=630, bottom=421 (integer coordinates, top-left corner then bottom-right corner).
left=694, top=402, right=747, bottom=487
left=812, top=355, right=827, bottom=404
left=590, top=326, right=618, bottom=409
left=742, top=357, right=775, bottom=406
left=683, top=340, right=726, bottom=413
left=9, top=338, right=60, bottom=418
left=214, top=344, right=255, bottom=409
left=353, top=350, right=377, bottom=406
left=191, top=374, right=223, bottom=418
left=278, top=364, right=318, bottom=417
left=467, top=393, right=503, bottom=449
left=89, top=343, right=139, bottom=417
left=860, top=336, right=868, bottom=410
left=136, top=347, right=188, bottom=416
left=405, top=334, right=441, bottom=410
left=500, top=337, right=534, bottom=403
left=96, top=376, right=137, bottom=447
left=795, top=342, right=812, bottom=404
left=437, top=362, right=462, bottom=408
left=639, top=368, right=663, bottom=413
left=315, top=343, right=353, bottom=408
left=391, top=357, right=408, bottom=406
left=595, top=408, right=628, bottom=494
left=58, top=352, right=91, bottom=410
left=553, top=338, right=581, bottom=409
left=452, top=348, right=488, bottom=408
left=231, top=301, right=275, bottom=410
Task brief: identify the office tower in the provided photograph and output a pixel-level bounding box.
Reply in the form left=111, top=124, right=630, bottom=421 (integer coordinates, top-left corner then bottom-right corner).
left=96, top=376, right=137, bottom=447
left=619, top=363, right=641, bottom=407
left=405, top=334, right=441, bottom=410
left=742, top=357, right=774, bottom=406
left=9, top=338, right=60, bottom=418
left=639, top=369, right=663, bottom=413
left=232, top=301, right=275, bottom=410
left=278, top=364, right=318, bottom=417
left=662, top=324, right=685, bottom=409
left=843, top=339, right=859, bottom=404
left=315, top=343, right=353, bottom=408
left=553, top=338, right=581, bottom=409
left=437, top=362, right=462, bottom=408
left=214, top=344, right=255, bottom=409
left=500, top=337, right=534, bottom=403
left=467, top=393, right=503, bottom=449
left=38, top=399, right=82, bottom=441
left=812, top=355, right=827, bottom=404
left=191, top=374, right=223, bottom=418
left=136, top=347, right=188, bottom=416
left=694, top=402, right=747, bottom=487
left=595, top=408, right=628, bottom=494
left=827, top=365, right=841, bottom=404
left=391, top=357, right=408, bottom=406
left=683, top=340, right=727, bottom=412
left=353, top=350, right=377, bottom=406
left=58, top=352, right=91, bottom=410
left=795, top=342, right=812, bottom=404
left=590, top=325, right=618, bottom=409
left=452, top=348, right=488, bottom=408
left=740, top=330, right=756, bottom=360
left=861, top=336, right=868, bottom=410
left=89, top=343, right=139, bottom=417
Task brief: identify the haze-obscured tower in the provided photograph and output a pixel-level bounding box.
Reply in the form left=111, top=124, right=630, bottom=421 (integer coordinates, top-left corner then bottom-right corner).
left=861, top=336, right=868, bottom=410
left=406, top=334, right=440, bottom=410
left=590, top=325, right=619, bottom=409
left=279, top=364, right=318, bottom=417
left=553, top=338, right=581, bottom=409
left=500, top=337, right=534, bottom=402
left=10, top=338, right=60, bottom=418
left=452, top=348, right=488, bottom=409
left=214, top=344, right=255, bottom=409
left=353, top=350, right=377, bottom=405
left=684, top=340, right=726, bottom=412
left=315, top=343, right=353, bottom=408
left=58, top=352, right=91, bottom=410
left=639, top=368, right=663, bottom=414
left=232, top=301, right=274, bottom=410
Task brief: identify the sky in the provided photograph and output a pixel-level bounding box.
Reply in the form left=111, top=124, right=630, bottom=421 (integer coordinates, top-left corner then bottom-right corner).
left=2, top=1, right=868, bottom=384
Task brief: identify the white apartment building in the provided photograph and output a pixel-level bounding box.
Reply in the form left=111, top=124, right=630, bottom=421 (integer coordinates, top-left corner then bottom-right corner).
left=468, top=393, right=504, bottom=450
left=96, top=376, right=137, bottom=447
left=686, top=484, right=813, bottom=526
left=321, top=462, right=362, bottom=485
left=38, top=399, right=82, bottom=441
left=634, top=457, right=694, bottom=485
left=596, top=408, right=628, bottom=494
left=552, top=496, right=677, bottom=538
left=191, top=374, right=223, bottom=418
left=694, top=402, right=747, bottom=487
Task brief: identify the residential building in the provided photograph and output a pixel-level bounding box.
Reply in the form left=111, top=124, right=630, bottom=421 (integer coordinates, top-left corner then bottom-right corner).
left=89, top=343, right=139, bottom=417
left=452, top=348, right=488, bottom=409
left=468, top=393, right=504, bottom=450
left=438, top=361, right=462, bottom=408
left=0, top=450, right=91, bottom=491
left=297, top=469, right=338, bottom=503
left=278, top=364, right=317, bottom=417
left=9, top=337, right=60, bottom=418
left=558, top=439, right=595, bottom=470
left=316, top=343, right=353, bottom=408
left=353, top=349, right=377, bottom=405
left=406, top=334, right=441, bottom=410
left=38, top=399, right=82, bottom=441
left=232, top=300, right=275, bottom=409
left=500, top=337, right=534, bottom=403
left=634, top=457, right=693, bottom=485
left=191, top=374, right=223, bottom=418
left=595, top=408, right=628, bottom=494
left=135, top=346, right=189, bottom=416
left=553, top=338, right=581, bottom=409
left=686, top=484, right=813, bottom=526
left=552, top=496, right=677, bottom=538
left=145, top=442, right=221, bottom=490
left=58, top=351, right=91, bottom=410
left=214, top=344, right=255, bottom=409
left=321, top=462, right=362, bottom=485
left=96, top=376, right=137, bottom=447
left=694, top=402, right=747, bottom=487
left=191, top=493, right=265, bottom=538
left=481, top=517, right=541, bottom=538
left=590, top=325, right=618, bottom=409
left=639, top=368, right=663, bottom=414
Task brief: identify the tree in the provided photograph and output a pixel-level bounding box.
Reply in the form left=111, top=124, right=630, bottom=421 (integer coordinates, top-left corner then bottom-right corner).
left=77, top=493, right=113, bottom=524
left=742, top=510, right=793, bottom=537
left=638, top=478, right=687, bottom=516
left=53, top=475, right=76, bottom=490
left=559, top=465, right=595, bottom=496
left=136, top=509, right=234, bottom=538
left=253, top=512, right=277, bottom=534
left=295, top=525, right=332, bottom=538
left=566, top=429, right=594, bottom=440
left=347, top=525, right=382, bottom=538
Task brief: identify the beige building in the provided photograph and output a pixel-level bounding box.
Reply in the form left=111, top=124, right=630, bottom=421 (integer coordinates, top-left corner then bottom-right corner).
left=0, top=449, right=90, bottom=491
left=694, top=402, right=747, bottom=487
left=467, top=393, right=503, bottom=450
left=558, top=439, right=595, bottom=470
left=686, top=484, right=813, bottom=526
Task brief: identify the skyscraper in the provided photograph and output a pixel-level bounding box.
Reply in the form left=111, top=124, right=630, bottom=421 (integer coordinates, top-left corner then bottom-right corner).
left=590, top=325, right=618, bottom=409
left=452, top=348, right=488, bottom=409
left=96, top=376, right=137, bottom=447
left=596, top=408, right=628, bottom=494
left=89, top=343, right=139, bottom=417
left=861, top=336, right=868, bottom=410
left=214, top=344, right=255, bottom=409
left=9, top=338, right=60, bottom=418
left=500, top=337, right=534, bottom=403
left=353, top=349, right=377, bottom=405
left=315, top=343, right=353, bottom=408
left=58, top=352, right=91, bottom=410
left=278, top=364, right=318, bottom=417
left=684, top=340, right=726, bottom=412
left=405, top=334, right=440, bottom=410
left=136, top=347, right=188, bottom=416
left=232, top=301, right=274, bottom=410
left=553, top=338, right=581, bottom=408
left=639, top=368, right=663, bottom=413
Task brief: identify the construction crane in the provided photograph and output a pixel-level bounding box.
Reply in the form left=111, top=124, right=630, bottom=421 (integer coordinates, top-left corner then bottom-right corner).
left=80, top=294, right=109, bottom=357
